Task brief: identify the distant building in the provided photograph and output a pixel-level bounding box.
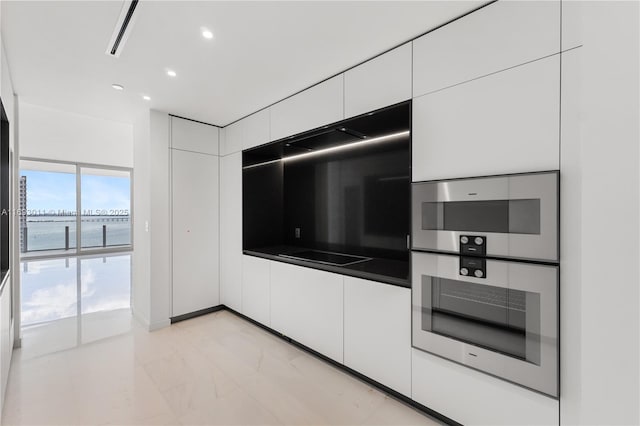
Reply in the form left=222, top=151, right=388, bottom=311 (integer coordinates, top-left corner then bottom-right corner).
left=19, top=176, right=26, bottom=252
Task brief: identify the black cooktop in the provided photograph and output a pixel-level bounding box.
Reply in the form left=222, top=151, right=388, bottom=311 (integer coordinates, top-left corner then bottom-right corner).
left=279, top=250, right=371, bottom=267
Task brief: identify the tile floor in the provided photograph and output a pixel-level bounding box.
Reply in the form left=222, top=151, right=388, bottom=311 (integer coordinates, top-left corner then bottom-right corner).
left=3, top=309, right=441, bottom=425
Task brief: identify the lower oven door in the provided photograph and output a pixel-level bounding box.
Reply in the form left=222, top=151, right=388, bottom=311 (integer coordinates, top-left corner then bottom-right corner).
left=411, top=251, right=558, bottom=397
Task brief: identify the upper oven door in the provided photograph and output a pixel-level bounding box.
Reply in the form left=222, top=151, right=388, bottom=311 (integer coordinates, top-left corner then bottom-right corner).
left=411, top=251, right=559, bottom=397
left=411, top=171, right=558, bottom=262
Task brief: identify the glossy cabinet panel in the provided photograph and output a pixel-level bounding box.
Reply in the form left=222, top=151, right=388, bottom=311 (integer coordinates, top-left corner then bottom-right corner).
left=242, top=255, right=270, bottom=326
left=170, top=116, right=219, bottom=155
left=413, top=0, right=560, bottom=97
left=220, top=153, right=243, bottom=312
left=412, top=349, right=559, bottom=425
left=412, top=55, right=559, bottom=182
left=270, top=261, right=343, bottom=362
left=270, top=75, right=344, bottom=141
left=171, top=150, right=219, bottom=316
left=344, top=277, right=411, bottom=396
left=345, top=43, right=412, bottom=119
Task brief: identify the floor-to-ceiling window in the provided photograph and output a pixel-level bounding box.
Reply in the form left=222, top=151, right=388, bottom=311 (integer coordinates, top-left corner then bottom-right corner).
left=18, top=158, right=133, bottom=353
left=19, top=159, right=132, bottom=256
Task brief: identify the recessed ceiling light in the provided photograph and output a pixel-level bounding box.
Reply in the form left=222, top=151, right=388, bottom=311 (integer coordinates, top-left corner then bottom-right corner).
left=112, top=84, right=124, bottom=91
left=142, top=95, right=151, bottom=101
left=167, top=70, right=177, bottom=77
left=201, top=28, right=214, bottom=40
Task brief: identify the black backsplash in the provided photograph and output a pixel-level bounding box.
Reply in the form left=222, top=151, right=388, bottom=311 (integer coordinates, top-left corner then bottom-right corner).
left=243, top=101, right=411, bottom=262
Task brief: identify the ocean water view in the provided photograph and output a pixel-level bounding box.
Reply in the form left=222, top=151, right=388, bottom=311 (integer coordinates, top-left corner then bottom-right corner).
left=23, top=215, right=131, bottom=252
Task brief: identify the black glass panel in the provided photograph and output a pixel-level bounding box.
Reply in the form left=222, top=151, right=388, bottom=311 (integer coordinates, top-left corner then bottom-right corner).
left=422, top=276, right=541, bottom=363
left=421, top=199, right=541, bottom=235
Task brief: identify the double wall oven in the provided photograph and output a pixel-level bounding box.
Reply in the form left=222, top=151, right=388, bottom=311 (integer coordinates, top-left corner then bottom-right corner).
left=411, top=171, right=559, bottom=397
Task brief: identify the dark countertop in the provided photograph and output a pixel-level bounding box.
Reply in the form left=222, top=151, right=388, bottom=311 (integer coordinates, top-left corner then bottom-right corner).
left=244, top=245, right=410, bottom=288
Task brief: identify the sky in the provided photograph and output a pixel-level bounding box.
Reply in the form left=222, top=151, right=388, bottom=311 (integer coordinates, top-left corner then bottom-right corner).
left=21, top=170, right=130, bottom=214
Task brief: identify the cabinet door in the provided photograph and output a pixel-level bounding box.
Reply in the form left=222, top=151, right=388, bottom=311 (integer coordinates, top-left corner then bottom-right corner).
left=412, top=54, right=559, bottom=182
left=344, top=43, right=412, bottom=119
left=412, top=349, right=559, bottom=425
left=344, top=277, right=411, bottom=396
left=270, top=75, right=344, bottom=141
left=220, top=153, right=242, bottom=312
left=270, top=261, right=343, bottom=362
left=243, top=109, right=270, bottom=150
left=242, top=255, right=270, bottom=326
left=0, top=276, right=10, bottom=408
left=221, top=121, right=243, bottom=156
left=413, top=0, right=560, bottom=97
left=170, top=116, right=219, bottom=155
left=171, top=150, right=219, bottom=317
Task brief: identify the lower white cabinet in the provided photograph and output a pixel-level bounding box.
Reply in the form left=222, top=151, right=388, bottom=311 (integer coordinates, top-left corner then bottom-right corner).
left=270, top=261, right=344, bottom=363
left=344, top=277, right=411, bottom=396
left=220, top=153, right=243, bottom=312
left=412, top=348, right=559, bottom=426
left=171, top=149, right=219, bottom=317
left=412, top=54, right=560, bottom=182
left=0, top=275, right=11, bottom=410
left=242, top=255, right=270, bottom=326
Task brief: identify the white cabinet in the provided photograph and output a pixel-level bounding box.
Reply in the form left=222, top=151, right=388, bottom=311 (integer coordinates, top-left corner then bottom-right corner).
left=270, top=75, right=344, bottom=141
left=412, top=54, right=560, bottom=182
left=242, top=255, right=270, bottom=326
left=344, top=277, right=411, bottom=396
left=0, top=274, right=12, bottom=411
left=412, top=349, right=559, bottom=425
left=270, top=261, right=343, bottom=362
left=220, top=152, right=243, bottom=312
left=413, top=0, right=561, bottom=97
left=171, top=149, right=219, bottom=317
left=221, top=121, right=242, bottom=156
left=344, top=43, right=412, bottom=118
left=170, top=116, right=219, bottom=155
left=243, top=109, right=270, bottom=150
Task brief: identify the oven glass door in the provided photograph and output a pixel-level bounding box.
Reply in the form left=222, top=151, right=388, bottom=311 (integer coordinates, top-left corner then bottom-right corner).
left=411, top=171, right=558, bottom=262
left=411, top=252, right=559, bottom=397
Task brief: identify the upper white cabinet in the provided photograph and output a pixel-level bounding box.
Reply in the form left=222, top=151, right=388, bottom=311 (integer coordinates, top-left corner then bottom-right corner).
left=413, top=0, right=561, bottom=97
left=243, top=109, right=270, bottom=150
left=220, top=152, right=243, bottom=312
left=270, top=75, right=344, bottom=141
left=221, top=121, right=243, bottom=156
left=344, top=43, right=412, bottom=118
left=270, top=261, right=344, bottom=363
left=412, top=54, right=560, bottom=182
left=562, top=1, right=582, bottom=51
left=242, top=255, right=270, bottom=326
left=170, top=116, right=219, bottom=155
left=344, top=277, right=411, bottom=397
left=412, top=349, right=559, bottom=425
left=171, top=149, right=219, bottom=317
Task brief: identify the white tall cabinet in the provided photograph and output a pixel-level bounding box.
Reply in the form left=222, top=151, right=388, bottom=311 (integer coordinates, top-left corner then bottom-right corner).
left=170, top=117, right=220, bottom=317
left=220, top=151, right=243, bottom=312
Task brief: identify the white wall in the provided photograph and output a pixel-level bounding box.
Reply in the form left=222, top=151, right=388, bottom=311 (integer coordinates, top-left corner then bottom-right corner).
left=18, top=102, right=132, bottom=168
left=561, top=2, right=639, bottom=425
left=131, top=109, right=171, bottom=330
left=131, top=110, right=150, bottom=326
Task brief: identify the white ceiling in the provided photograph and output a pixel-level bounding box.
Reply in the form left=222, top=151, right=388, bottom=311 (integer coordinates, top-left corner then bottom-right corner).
left=2, top=1, right=483, bottom=126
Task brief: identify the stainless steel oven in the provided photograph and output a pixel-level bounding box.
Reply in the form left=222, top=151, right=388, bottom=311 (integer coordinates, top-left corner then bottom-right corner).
left=412, top=251, right=559, bottom=397
left=411, top=171, right=559, bottom=262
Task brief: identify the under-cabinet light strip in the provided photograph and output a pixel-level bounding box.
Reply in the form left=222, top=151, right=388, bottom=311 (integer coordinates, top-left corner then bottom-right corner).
left=282, top=130, right=410, bottom=162
left=242, top=130, right=410, bottom=170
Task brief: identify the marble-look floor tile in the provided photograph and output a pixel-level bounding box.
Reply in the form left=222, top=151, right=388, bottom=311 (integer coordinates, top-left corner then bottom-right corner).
left=3, top=309, right=442, bottom=426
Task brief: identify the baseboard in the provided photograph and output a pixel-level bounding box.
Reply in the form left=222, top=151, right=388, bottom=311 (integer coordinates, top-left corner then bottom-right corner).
left=170, top=305, right=225, bottom=324
left=131, top=308, right=150, bottom=329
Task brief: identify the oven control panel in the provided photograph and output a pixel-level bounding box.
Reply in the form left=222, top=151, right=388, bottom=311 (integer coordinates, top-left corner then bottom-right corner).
left=460, top=234, right=486, bottom=256
left=460, top=256, right=486, bottom=279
